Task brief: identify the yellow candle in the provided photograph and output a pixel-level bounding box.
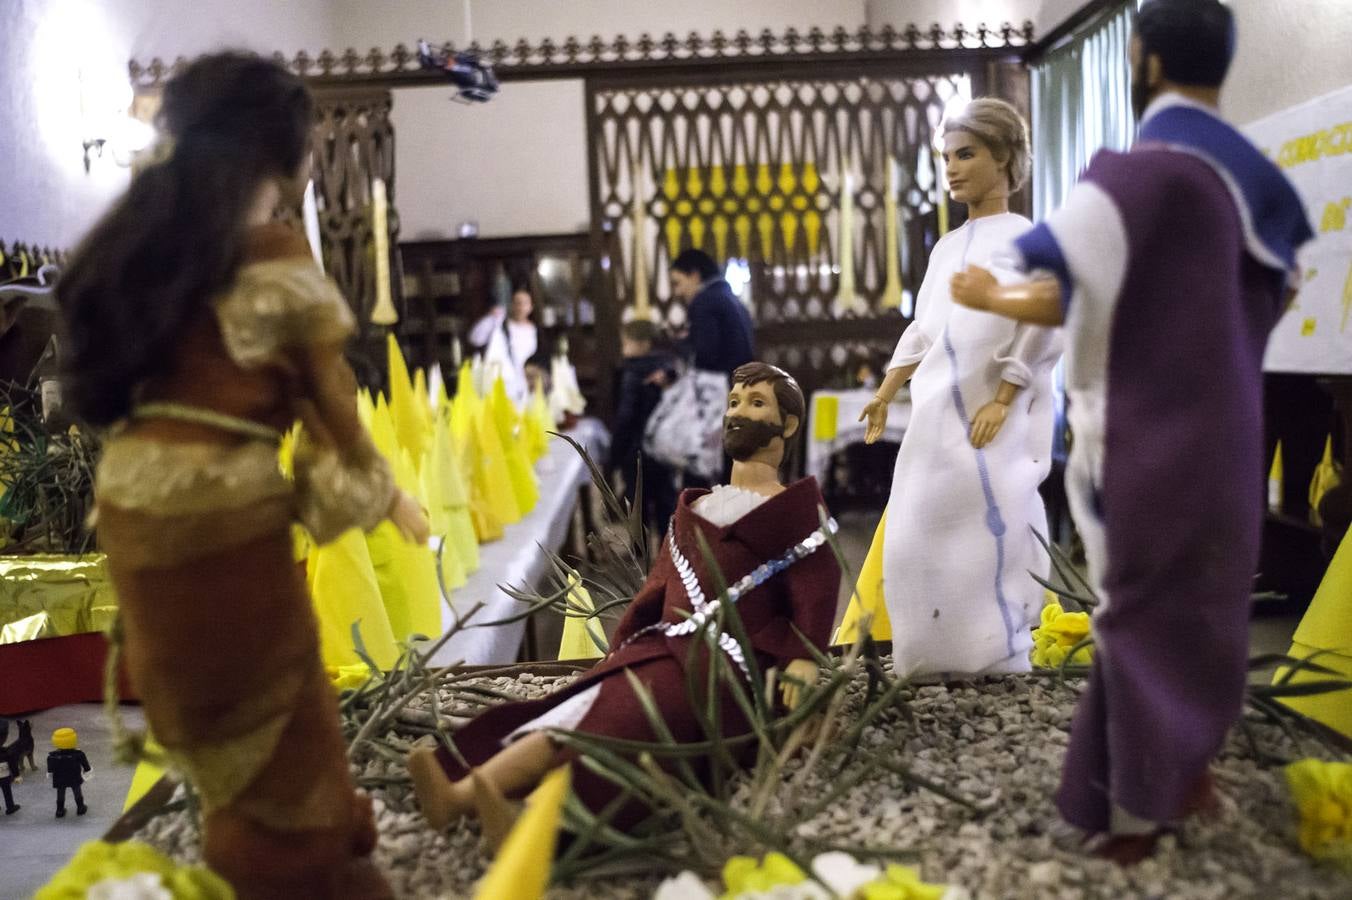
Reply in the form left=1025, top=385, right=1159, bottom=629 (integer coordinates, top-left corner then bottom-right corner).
left=833, top=163, right=864, bottom=316
left=370, top=178, right=398, bottom=326
left=934, top=146, right=950, bottom=238
left=631, top=164, right=652, bottom=321
left=880, top=157, right=904, bottom=309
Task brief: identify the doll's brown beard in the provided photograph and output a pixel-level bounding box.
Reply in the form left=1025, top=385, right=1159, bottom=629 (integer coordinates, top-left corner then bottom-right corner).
left=723, top=415, right=783, bottom=461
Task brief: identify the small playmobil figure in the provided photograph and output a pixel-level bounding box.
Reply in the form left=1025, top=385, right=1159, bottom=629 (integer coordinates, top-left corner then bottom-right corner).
left=47, top=728, right=91, bottom=818
left=409, top=362, right=841, bottom=836
left=949, top=0, right=1313, bottom=863
left=0, top=719, right=20, bottom=815
left=0, top=762, right=15, bottom=815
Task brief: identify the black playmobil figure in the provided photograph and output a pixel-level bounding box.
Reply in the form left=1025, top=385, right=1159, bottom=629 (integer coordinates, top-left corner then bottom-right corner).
left=1, top=718, right=35, bottom=814
left=47, top=727, right=90, bottom=818
left=0, top=720, right=17, bottom=815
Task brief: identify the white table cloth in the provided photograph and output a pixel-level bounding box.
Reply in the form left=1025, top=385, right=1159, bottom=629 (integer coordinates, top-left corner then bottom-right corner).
left=429, top=417, right=609, bottom=666
left=804, top=388, right=910, bottom=484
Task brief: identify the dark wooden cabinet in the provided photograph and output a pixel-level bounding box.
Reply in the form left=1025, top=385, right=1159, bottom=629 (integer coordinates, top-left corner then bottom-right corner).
left=397, top=233, right=608, bottom=404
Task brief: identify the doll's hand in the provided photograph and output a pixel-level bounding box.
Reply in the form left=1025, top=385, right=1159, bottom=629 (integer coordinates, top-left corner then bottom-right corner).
left=780, top=659, right=818, bottom=711
left=969, top=400, right=1009, bottom=449
left=389, top=490, right=431, bottom=544
left=951, top=265, right=998, bottom=310
left=858, top=397, right=890, bottom=444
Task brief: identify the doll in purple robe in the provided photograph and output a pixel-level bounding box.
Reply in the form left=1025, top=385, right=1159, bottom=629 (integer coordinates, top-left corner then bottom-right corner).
left=950, top=0, right=1314, bottom=863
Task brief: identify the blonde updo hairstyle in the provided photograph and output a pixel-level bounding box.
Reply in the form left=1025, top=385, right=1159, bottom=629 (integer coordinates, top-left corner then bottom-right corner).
left=940, top=98, right=1031, bottom=193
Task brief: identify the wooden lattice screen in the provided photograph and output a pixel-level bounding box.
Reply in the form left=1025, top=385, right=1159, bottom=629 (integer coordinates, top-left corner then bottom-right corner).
left=308, top=86, right=398, bottom=381
left=589, top=64, right=993, bottom=398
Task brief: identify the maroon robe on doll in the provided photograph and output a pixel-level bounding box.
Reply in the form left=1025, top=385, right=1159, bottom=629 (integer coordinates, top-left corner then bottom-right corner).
left=431, top=477, right=840, bottom=824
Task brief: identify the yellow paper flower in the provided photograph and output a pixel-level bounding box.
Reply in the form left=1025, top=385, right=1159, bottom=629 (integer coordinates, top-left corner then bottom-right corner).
left=722, top=852, right=808, bottom=897
left=860, top=864, right=948, bottom=900
left=36, top=840, right=234, bottom=899
left=1286, top=758, right=1352, bottom=871
left=326, top=663, right=377, bottom=693
left=1031, top=599, right=1094, bottom=668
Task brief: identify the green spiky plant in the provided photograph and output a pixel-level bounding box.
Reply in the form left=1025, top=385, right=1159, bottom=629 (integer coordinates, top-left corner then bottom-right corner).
left=394, top=440, right=973, bottom=891
left=0, top=382, right=99, bottom=555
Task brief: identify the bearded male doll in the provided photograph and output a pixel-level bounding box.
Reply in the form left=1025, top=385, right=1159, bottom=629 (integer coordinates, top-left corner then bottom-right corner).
left=408, top=362, right=841, bottom=833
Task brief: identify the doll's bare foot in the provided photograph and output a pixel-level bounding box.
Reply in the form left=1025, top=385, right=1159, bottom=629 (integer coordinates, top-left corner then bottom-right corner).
left=408, top=746, right=473, bottom=829
left=472, top=770, right=521, bottom=852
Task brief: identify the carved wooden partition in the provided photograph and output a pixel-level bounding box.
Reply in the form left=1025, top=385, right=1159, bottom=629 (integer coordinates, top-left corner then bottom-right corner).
left=588, top=59, right=999, bottom=401
left=308, top=86, right=398, bottom=383
left=130, top=26, right=1033, bottom=401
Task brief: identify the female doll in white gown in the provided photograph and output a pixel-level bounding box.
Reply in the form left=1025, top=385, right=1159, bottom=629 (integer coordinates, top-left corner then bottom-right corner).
left=857, top=99, right=1062, bottom=677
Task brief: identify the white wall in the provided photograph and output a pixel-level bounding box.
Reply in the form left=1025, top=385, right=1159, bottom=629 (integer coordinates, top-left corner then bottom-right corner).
left=332, top=0, right=869, bottom=52
left=865, top=0, right=1084, bottom=36
left=1, top=0, right=335, bottom=249
left=393, top=80, right=590, bottom=239
left=359, top=0, right=1080, bottom=241
left=337, top=0, right=874, bottom=240
left=1223, top=0, right=1352, bottom=126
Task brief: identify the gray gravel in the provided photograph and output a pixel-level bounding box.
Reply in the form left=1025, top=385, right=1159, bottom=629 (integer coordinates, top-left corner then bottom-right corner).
left=132, top=665, right=1352, bottom=899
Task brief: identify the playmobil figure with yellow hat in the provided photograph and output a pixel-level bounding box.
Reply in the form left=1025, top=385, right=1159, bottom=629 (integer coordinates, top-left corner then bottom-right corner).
left=47, top=728, right=90, bottom=818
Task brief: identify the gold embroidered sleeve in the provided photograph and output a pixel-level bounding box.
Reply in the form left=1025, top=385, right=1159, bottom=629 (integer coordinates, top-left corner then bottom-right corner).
left=215, top=260, right=357, bottom=369
left=292, top=431, right=396, bottom=545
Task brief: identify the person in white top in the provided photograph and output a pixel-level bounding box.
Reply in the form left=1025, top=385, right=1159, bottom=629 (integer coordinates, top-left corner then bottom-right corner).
left=469, top=287, right=539, bottom=402
left=857, top=98, right=1062, bottom=678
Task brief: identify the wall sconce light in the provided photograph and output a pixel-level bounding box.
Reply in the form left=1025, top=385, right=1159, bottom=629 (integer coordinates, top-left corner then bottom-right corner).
left=79, top=70, right=155, bottom=173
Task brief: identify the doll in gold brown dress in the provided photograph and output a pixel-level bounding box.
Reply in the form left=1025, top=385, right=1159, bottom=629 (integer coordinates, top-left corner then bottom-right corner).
left=57, top=53, right=427, bottom=900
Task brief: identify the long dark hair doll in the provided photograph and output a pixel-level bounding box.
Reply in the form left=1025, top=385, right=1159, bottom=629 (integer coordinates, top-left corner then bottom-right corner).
left=62, top=52, right=421, bottom=899
left=60, top=52, right=312, bottom=425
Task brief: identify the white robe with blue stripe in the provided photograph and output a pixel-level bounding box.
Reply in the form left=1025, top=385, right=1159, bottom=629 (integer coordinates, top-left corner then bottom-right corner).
left=881, top=212, right=1062, bottom=677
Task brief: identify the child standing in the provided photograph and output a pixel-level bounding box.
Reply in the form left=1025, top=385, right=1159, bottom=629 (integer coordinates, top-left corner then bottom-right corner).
left=612, top=320, right=678, bottom=537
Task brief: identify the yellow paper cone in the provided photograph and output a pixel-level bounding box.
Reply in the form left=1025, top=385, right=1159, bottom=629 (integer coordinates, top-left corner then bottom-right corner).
left=370, top=394, right=398, bottom=462
left=475, top=400, right=522, bottom=527
left=488, top=377, right=538, bottom=516
left=368, top=520, right=442, bottom=643
left=473, top=766, right=572, bottom=900
left=123, top=733, right=164, bottom=812
left=1277, top=526, right=1352, bottom=737
left=1309, top=435, right=1343, bottom=525
left=1268, top=440, right=1284, bottom=511
left=833, top=510, right=892, bottom=644
left=557, top=572, right=605, bottom=660
left=308, top=528, right=399, bottom=669
left=432, top=402, right=480, bottom=572
left=388, top=333, right=427, bottom=463
left=524, top=381, right=552, bottom=462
